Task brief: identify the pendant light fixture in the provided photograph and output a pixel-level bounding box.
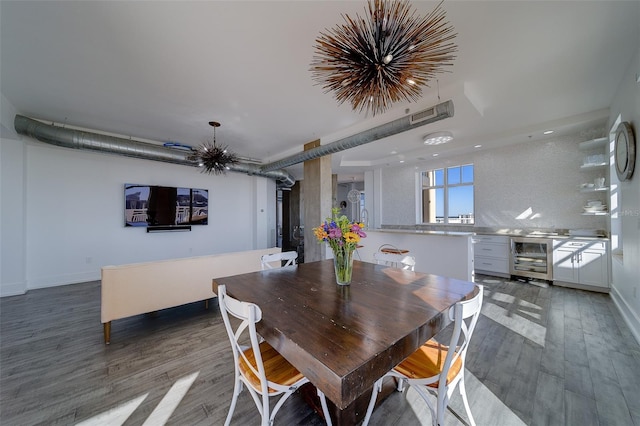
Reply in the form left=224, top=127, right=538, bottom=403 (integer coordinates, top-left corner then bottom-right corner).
left=310, top=0, right=457, bottom=116
left=189, top=121, right=239, bottom=175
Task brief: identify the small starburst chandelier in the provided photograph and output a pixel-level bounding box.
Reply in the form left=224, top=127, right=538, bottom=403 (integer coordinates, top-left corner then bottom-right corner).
left=189, top=121, right=239, bottom=175
left=310, top=0, right=457, bottom=116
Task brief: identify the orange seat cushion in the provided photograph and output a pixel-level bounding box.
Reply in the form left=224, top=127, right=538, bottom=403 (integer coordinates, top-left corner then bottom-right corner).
left=380, top=248, right=409, bottom=254
left=239, top=341, right=304, bottom=393
left=393, top=339, right=462, bottom=387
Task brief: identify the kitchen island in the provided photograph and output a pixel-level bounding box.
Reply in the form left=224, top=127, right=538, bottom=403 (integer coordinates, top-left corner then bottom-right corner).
left=354, top=229, right=474, bottom=281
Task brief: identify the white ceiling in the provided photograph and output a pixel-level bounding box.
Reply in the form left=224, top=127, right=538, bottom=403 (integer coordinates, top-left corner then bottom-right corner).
left=1, top=1, right=638, bottom=182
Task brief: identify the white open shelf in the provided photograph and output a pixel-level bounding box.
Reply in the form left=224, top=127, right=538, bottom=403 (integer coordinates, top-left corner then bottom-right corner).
left=580, top=187, right=607, bottom=193
left=579, top=137, right=608, bottom=151
left=580, top=163, right=607, bottom=170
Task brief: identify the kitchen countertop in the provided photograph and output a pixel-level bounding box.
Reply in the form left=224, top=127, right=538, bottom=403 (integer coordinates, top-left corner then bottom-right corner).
left=377, top=227, right=608, bottom=240
left=367, top=229, right=474, bottom=237
left=475, top=232, right=609, bottom=241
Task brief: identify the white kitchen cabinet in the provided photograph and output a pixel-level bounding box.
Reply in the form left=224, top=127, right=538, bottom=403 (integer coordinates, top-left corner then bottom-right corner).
left=552, top=239, right=609, bottom=292
left=474, top=235, right=510, bottom=278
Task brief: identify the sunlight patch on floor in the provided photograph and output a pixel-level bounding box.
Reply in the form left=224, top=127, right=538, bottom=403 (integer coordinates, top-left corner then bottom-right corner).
left=76, top=394, right=147, bottom=426
left=465, top=370, right=528, bottom=426
left=491, top=292, right=516, bottom=304
left=482, top=297, right=546, bottom=347
left=401, top=370, right=527, bottom=426
left=76, top=372, right=199, bottom=426
left=143, top=372, right=199, bottom=425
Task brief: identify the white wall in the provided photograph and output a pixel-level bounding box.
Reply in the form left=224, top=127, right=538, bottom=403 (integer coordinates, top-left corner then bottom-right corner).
left=0, top=137, right=26, bottom=296
left=608, top=48, right=640, bottom=343
left=258, top=177, right=278, bottom=248
left=379, top=130, right=609, bottom=232
left=1, top=127, right=277, bottom=296
left=379, top=167, right=418, bottom=226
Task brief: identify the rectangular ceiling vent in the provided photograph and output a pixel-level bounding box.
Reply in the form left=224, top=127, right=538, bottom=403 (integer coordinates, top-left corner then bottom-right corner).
left=409, top=107, right=437, bottom=124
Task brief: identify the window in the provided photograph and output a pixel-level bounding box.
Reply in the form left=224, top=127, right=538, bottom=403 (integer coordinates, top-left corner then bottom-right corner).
left=420, top=164, right=474, bottom=224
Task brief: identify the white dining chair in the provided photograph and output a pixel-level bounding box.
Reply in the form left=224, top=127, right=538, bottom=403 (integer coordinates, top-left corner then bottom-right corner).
left=363, top=285, right=484, bottom=426
left=260, top=251, right=298, bottom=270
left=373, top=251, right=416, bottom=271
left=217, top=284, right=332, bottom=426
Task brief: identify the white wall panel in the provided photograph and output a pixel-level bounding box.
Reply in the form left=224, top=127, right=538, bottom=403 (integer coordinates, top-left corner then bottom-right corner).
left=0, top=137, right=26, bottom=296
left=21, top=138, right=269, bottom=290
left=608, top=48, right=640, bottom=343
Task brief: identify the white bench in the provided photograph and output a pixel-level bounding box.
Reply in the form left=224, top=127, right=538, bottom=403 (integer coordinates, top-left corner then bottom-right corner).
left=100, top=247, right=281, bottom=344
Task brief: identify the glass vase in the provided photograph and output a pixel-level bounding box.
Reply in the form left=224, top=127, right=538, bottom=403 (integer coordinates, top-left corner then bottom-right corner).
left=333, top=248, right=354, bottom=286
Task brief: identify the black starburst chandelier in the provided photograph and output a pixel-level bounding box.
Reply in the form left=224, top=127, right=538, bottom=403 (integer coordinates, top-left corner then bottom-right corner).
left=310, top=0, right=457, bottom=116
left=189, top=121, right=239, bottom=175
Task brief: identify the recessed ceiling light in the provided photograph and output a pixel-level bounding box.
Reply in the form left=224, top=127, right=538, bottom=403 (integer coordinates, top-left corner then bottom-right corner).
left=432, top=153, right=439, bottom=157
left=543, top=130, right=554, bottom=135
left=423, top=131, right=453, bottom=145
left=399, top=160, right=405, bottom=163
left=474, top=144, right=482, bottom=148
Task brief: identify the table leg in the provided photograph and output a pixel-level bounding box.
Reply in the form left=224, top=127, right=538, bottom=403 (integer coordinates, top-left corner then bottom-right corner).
left=103, top=321, right=111, bottom=344
left=300, top=379, right=396, bottom=425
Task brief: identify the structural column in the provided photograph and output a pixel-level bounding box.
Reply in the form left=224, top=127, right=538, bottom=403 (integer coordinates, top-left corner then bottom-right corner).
left=303, top=140, right=333, bottom=262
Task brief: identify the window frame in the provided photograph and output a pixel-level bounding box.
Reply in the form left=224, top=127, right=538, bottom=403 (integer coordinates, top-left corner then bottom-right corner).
left=418, top=163, right=475, bottom=225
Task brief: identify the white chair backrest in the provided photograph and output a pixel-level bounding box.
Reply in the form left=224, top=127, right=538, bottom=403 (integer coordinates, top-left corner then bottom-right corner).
left=373, top=251, right=416, bottom=271
left=440, top=285, right=484, bottom=390
left=261, top=251, right=298, bottom=270
left=217, top=285, right=270, bottom=396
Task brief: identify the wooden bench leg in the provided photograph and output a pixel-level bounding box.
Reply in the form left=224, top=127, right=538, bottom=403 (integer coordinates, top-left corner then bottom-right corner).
left=205, top=299, right=209, bottom=310
left=103, top=322, right=111, bottom=345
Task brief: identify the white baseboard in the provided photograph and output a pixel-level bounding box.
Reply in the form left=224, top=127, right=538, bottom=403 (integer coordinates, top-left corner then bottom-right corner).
left=2, top=273, right=99, bottom=298
left=28, top=271, right=101, bottom=290
left=0, top=280, right=27, bottom=297
left=610, top=286, right=640, bottom=346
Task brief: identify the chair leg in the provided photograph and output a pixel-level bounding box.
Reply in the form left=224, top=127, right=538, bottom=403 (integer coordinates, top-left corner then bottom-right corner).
left=316, top=389, right=333, bottom=426
left=458, top=379, right=476, bottom=426
left=271, top=387, right=300, bottom=425
left=262, top=392, right=271, bottom=426
left=436, top=390, right=450, bottom=426
left=224, top=379, right=241, bottom=426
left=411, top=385, right=437, bottom=426
left=361, top=378, right=383, bottom=426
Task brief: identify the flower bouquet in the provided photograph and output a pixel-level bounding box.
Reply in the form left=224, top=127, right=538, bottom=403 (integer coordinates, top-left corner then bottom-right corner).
left=313, top=208, right=367, bottom=285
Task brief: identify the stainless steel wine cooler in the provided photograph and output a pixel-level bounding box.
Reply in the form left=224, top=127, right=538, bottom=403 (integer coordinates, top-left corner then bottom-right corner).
left=510, top=237, right=553, bottom=281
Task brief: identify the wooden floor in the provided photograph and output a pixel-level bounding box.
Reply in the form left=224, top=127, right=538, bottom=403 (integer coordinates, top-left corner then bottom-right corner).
left=1, top=274, right=639, bottom=425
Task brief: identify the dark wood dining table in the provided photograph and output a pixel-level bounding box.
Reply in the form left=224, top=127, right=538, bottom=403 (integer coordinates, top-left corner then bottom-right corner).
left=212, top=259, right=478, bottom=425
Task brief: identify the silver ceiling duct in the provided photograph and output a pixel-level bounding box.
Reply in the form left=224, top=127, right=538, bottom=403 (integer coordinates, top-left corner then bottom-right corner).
left=14, top=99, right=453, bottom=188
left=13, top=114, right=296, bottom=187
left=230, top=161, right=296, bottom=187
left=259, top=100, right=454, bottom=172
